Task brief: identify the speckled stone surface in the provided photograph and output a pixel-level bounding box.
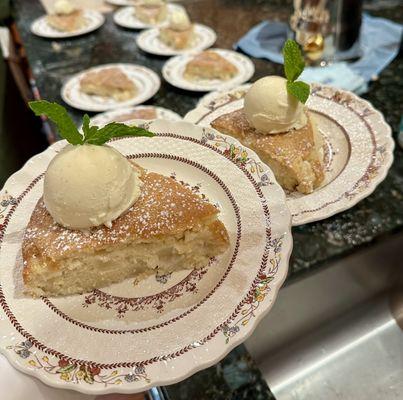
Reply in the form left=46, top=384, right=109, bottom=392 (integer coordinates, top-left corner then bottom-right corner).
left=11, top=0, right=403, bottom=398
left=165, top=345, right=273, bottom=400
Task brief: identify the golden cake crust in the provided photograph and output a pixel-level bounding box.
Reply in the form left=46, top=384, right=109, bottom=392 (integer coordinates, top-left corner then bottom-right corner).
left=22, top=160, right=230, bottom=297
left=22, top=171, right=226, bottom=267
left=80, top=68, right=137, bottom=100
left=184, top=51, right=238, bottom=81
left=47, top=10, right=86, bottom=32
left=114, top=108, right=157, bottom=122
left=211, top=109, right=324, bottom=193
left=159, top=25, right=194, bottom=49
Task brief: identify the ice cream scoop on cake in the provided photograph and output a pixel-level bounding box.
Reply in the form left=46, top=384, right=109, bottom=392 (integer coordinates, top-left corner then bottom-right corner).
left=135, top=0, right=167, bottom=24
left=159, top=9, right=194, bottom=49
left=211, top=40, right=324, bottom=194
left=23, top=166, right=229, bottom=296
left=23, top=101, right=229, bottom=296
left=47, top=0, right=86, bottom=32
left=43, top=144, right=142, bottom=229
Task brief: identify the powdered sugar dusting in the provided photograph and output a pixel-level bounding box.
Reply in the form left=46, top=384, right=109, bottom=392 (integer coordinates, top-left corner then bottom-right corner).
left=23, top=171, right=218, bottom=260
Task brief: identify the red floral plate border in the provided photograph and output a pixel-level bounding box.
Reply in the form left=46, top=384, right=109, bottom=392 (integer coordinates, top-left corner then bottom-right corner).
left=185, top=84, right=395, bottom=225
left=0, top=120, right=292, bottom=394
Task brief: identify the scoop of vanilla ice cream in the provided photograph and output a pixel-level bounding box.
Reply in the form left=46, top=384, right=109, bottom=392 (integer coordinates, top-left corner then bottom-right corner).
left=169, top=9, right=191, bottom=31
left=43, top=144, right=142, bottom=230
left=244, top=76, right=307, bottom=134
left=54, top=0, right=75, bottom=15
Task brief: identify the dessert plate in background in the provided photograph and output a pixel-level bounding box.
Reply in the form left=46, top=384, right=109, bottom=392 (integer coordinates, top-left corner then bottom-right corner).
left=0, top=120, right=291, bottom=394
left=136, top=24, right=216, bottom=56
left=30, top=10, right=105, bottom=39
left=90, top=105, right=182, bottom=126
left=114, top=4, right=183, bottom=29
left=106, top=0, right=138, bottom=6
left=185, top=84, right=394, bottom=225
left=61, top=63, right=161, bottom=112
left=162, top=49, right=255, bottom=92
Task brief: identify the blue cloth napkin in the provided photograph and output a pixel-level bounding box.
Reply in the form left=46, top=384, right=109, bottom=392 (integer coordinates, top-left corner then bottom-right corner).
left=235, top=14, right=402, bottom=94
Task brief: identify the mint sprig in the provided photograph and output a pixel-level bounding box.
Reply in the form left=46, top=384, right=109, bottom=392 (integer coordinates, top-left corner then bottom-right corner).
left=29, top=100, right=154, bottom=145
left=282, top=39, right=310, bottom=104
left=286, top=81, right=310, bottom=104
left=29, top=101, right=84, bottom=145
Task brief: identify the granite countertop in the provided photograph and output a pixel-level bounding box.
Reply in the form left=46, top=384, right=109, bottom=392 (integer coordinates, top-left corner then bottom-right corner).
left=10, top=0, right=403, bottom=399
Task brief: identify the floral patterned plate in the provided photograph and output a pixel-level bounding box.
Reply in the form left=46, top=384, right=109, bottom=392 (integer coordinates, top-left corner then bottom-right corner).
left=31, top=10, right=105, bottom=39
left=184, top=84, right=395, bottom=225
left=0, top=120, right=292, bottom=394
left=114, top=4, right=183, bottom=30
left=136, top=24, right=217, bottom=56
left=61, top=63, right=161, bottom=112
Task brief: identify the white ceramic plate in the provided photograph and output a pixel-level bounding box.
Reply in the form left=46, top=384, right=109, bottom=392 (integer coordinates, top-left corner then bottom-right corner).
left=184, top=84, right=395, bottom=225
left=137, top=24, right=216, bottom=56
left=61, top=63, right=161, bottom=112
left=0, top=120, right=291, bottom=394
left=106, top=0, right=139, bottom=6
left=30, top=10, right=105, bottom=39
left=162, top=49, right=255, bottom=92
left=114, top=4, right=183, bottom=30
left=91, top=106, right=182, bottom=126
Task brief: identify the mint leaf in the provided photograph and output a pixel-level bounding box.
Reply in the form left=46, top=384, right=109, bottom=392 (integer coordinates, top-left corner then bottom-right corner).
left=85, top=122, right=154, bottom=145
left=283, top=39, right=305, bottom=82
left=282, top=40, right=311, bottom=104
left=29, top=100, right=154, bottom=146
left=82, top=114, right=98, bottom=142
left=287, top=81, right=310, bottom=104
left=29, top=101, right=83, bottom=145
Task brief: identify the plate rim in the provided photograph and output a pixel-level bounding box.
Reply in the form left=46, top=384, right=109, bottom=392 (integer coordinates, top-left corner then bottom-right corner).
left=184, top=84, right=395, bottom=225
left=30, top=10, right=105, bottom=39
left=136, top=23, right=217, bottom=56
left=113, top=4, right=182, bottom=30
left=0, top=120, right=292, bottom=394
left=162, top=48, right=255, bottom=92
left=60, top=63, right=161, bottom=112
left=106, top=0, right=138, bottom=6
left=90, top=106, right=182, bottom=126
